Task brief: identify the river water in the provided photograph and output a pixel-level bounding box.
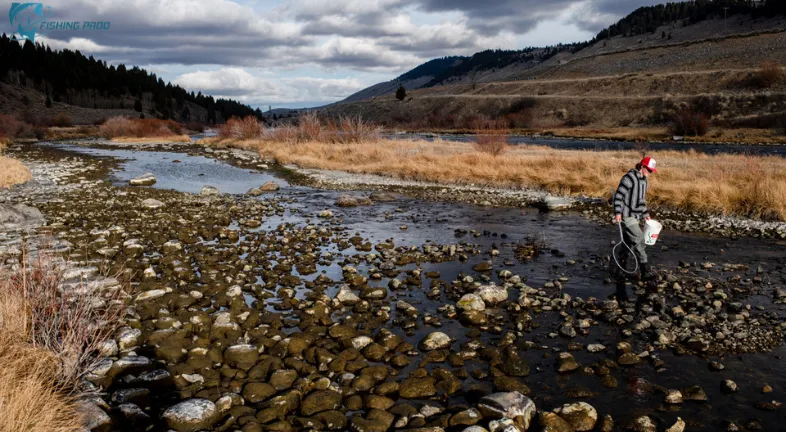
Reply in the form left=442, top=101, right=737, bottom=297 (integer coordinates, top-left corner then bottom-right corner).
left=44, top=142, right=786, bottom=431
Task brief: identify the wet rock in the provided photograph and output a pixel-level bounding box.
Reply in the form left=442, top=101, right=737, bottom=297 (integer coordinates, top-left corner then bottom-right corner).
left=664, top=390, right=683, bottom=404
left=336, top=195, right=372, bottom=207
left=449, top=408, right=482, bottom=426
left=421, top=332, right=452, bottom=351
left=269, top=369, right=298, bottom=390
left=335, top=285, right=360, bottom=305
left=300, top=390, right=342, bottom=416
left=559, top=324, right=577, bottom=338
left=617, top=353, right=640, bottom=366
left=500, top=357, right=530, bottom=377
left=539, top=412, right=572, bottom=432
left=625, top=415, right=657, bottom=432
left=224, top=345, right=260, bottom=370
left=135, top=288, right=171, bottom=302
left=200, top=185, right=219, bottom=196
left=117, top=403, right=151, bottom=427
left=318, top=210, right=334, bottom=218
left=473, top=262, right=493, bottom=272
left=553, top=402, right=597, bottom=431
left=544, top=195, right=571, bottom=211
left=555, top=352, right=579, bottom=373
left=476, top=284, right=508, bottom=305
left=721, top=380, right=738, bottom=393
left=682, top=385, right=708, bottom=401
left=243, top=382, right=276, bottom=403
left=76, top=400, right=112, bottom=432
left=457, top=294, right=486, bottom=312
left=117, top=328, right=142, bottom=351
left=247, top=187, right=263, bottom=196
left=587, top=344, right=606, bottom=353
left=259, top=181, right=280, bottom=191
left=477, top=392, right=536, bottom=431
left=399, top=377, right=437, bottom=399
left=130, top=172, right=156, bottom=186
left=162, top=399, right=218, bottom=432
left=370, top=192, right=397, bottom=202
left=666, top=418, right=686, bottom=432
left=141, top=198, right=164, bottom=209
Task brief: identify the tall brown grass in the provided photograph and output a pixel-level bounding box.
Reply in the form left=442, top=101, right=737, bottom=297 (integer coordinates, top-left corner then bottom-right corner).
left=669, top=106, right=709, bottom=137
left=219, top=116, right=263, bottom=139
left=227, top=138, right=786, bottom=221
left=99, top=116, right=183, bottom=139
left=0, top=156, right=32, bottom=188
left=0, top=248, right=127, bottom=431
left=472, top=118, right=509, bottom=156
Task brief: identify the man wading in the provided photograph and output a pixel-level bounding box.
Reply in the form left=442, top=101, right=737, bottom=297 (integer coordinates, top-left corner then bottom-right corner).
left=613, top=156, right=658, bottom=283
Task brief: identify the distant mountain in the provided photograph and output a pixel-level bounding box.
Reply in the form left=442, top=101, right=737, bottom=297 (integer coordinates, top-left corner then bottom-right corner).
left=340, top=0, right=786, bottom=103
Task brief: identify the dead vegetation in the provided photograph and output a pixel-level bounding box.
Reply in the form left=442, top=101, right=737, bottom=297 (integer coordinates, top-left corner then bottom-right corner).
left=205, top=137, right=786, bottom=221
left=211, top=113, right=381, bottom=145
left=99, top=116, right=185, bottom=140
left=750, top=61, right=784, bottom=89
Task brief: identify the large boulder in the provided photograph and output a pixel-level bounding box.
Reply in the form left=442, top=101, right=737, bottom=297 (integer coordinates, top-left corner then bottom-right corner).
left=129, top=172, right=156, bottom=186
left=259, top=181, right=280, bottom=191
left=478, top=392, right=536, bottom=431
left=300, top=390, right=342, bottom=416
left=199, top=186, right=219, bottom=196
left=0, top=204, right=43, bottom=226
left=162, top=399, right=218, bottom=432
left=76, top=401, right=112, bottom=432
left=336, top=195, right=372, bottom=207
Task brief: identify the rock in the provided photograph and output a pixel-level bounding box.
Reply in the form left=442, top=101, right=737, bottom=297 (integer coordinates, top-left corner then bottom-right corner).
left=587, top=344, right=606, bottom=353
left=664, top=390, right=683, bottom=404
left=76, top=401, right=112, bottom=432
left=473, top=262, right=493, bottom=272
left=559, top=324, right=577, bottom=338
left=301, top=390, right=342, bottom=416
left=351, top=336, right=374, bottom=351
left=335, top=285, right=360, bottom=305
left=421, top=332, right=452, bottom=351
left=457, top=294, right=486, bottom=312
left=199, top=185, right=219, bottom=196
left=476, top=284, right=508, bottom=305
left=318, top=210, right=334, bottom=218
left=500, top=357, right=530, bottom=377
left=627, top=415, right=657, bottom=432
left=141, top=198, right=164, bottom=209
left=539, top=412, right=573, bottom=432
left=336, top=195, right=372, bottom=207
left=246, top=187, right=263, bottom=196
left=135, top=288, right=169, bottom=302
left=553, top=402, right=597, bottom=431
left=450, top=408, right=482, bottom=426
left=129, top=172, right=156, bottom=186
left=682, top=385, right=708, bottom=401
left=259, top=181, right=280, bottom=191
left=722, top=380, right=738, bottom=393
left=544, top=195, right=571, bottom=211
left=555, top=352, right=579, bottom=373
left=617, top=353, right=640, bottom=366
left=0, top=204, right=43, bottom=226
left=477, top=392, right=536, bottom=431
left=666, top=418, right=686, bottom=432
left=370, top=192, right=397, bottom=202
left=116, top=328, right=142, bottom=351
left=242, top=382, right=276, bottom=403
left=224, top=345, right=259, bottom=370
left=399, top=377, right=437, bottom=399
left=162, top=399, right=218, bottom=432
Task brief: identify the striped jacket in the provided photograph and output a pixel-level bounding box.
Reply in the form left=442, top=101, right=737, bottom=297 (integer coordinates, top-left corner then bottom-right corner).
left=614, top=168, right=649, bottom=219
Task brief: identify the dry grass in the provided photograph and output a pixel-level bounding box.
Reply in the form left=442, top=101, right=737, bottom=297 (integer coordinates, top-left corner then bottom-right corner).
left=99, top=116, right=183, bottom=139
left=208, top=114, right=381, bottom=145
left=46, top=126, right=99, bottom=141
left=209, top=138, right=786, bottom=220
left=751, top=61, right=784, bottom=89
left=0, top=249, right=127, bottom=432
left=110, top=135, right=191, bottom=143
left=0, top=155, right=32, bottom=188
left=473, top=119, right=510, bottom=156
left=219, top=116, right=264, bottom=139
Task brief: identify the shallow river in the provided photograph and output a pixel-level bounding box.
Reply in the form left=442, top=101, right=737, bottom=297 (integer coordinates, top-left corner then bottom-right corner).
left=47, top=142, right=786, bottom=431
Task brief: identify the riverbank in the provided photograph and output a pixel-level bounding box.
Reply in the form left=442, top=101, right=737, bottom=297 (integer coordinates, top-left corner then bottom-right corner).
left=4, top=139, right=786, bottom=431
left=200, top=137, right=786, bottom=223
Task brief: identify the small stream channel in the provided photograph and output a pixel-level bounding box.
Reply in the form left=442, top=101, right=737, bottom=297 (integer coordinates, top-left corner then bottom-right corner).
left=41, top=141, right=786, bottom=431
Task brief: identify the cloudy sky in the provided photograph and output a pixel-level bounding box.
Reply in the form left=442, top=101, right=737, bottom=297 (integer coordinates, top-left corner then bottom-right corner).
left=13, top=0, right=662, bottom=108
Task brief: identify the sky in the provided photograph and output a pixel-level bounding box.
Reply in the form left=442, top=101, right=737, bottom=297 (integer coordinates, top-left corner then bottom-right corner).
left=7, top=0, right=664, bottom=109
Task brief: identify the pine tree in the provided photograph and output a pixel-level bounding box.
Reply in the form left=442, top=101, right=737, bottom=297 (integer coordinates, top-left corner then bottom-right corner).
left=134, top=99, right=143, bottom=112
left=396, top=84, right=406, bottom=101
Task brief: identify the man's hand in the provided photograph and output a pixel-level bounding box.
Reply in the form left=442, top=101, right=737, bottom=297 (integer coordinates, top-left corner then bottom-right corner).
left=645, top=216, right=651, bottom=221
left=613, top=214, right=622, bottom=223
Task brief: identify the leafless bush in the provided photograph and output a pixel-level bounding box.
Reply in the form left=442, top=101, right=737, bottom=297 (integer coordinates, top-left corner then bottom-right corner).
left=472, top=117, right=510, bottom=156
left=751, top=61, right=784, bottom=89
left=218, top=116, right=263, bottom=139
left=1, top=248, right=125, bottom=390
left=52, top=113, right=72, bottom=127
left=297, top=112, right=322, bottom=141
left=669, top=106, right=709, bottom=137
left=335, top=115, right=381, bottom=143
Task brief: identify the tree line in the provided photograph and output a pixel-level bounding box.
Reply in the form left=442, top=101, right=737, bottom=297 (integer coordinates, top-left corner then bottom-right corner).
left=0, top=34, right=262, bottom=123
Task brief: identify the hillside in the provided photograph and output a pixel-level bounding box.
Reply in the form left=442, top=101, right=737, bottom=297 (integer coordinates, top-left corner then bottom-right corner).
left=0, top=35, right=262, bottom=125
left=336, top=0, right=786, bottom=103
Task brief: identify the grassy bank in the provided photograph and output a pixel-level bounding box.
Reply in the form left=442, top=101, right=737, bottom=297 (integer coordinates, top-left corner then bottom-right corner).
left=202, top=136, right=786, bottom=221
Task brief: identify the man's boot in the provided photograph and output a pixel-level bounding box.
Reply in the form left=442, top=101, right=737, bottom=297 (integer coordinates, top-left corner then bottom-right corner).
left=640, top=262, right=656, bottom=281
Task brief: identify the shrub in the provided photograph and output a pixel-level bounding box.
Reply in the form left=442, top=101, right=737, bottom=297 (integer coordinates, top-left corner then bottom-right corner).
left=218, top=116, right=263, bottom=139
left=297, top=112, right=322, bottom=141
left=0, top=115, right=27, bottom=138
left=472, top=117, right=509, bottom=156
left=396, top=85, right=406, bottom=101
left=185, top=122, right=205, bottom=133
left=335, top=115, right=381, bottom=144
left=52, top=113, right=72, bottom=127
left=134, top=99, right=143, bottom=112
left=99, top=116, right=183, bottom=138
left=751, top=61, right=784, bottom=89
left=669, top=106, right=709, bottom=137
left=93, top=117, right=107, bottom=126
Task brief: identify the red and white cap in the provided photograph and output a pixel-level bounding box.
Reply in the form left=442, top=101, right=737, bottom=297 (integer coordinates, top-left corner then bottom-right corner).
left=640, top=156, right=658, bottom=173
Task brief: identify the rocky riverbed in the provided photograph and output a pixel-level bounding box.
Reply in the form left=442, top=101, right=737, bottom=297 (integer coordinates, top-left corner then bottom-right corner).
left=2, top=140, right=786, bottom=432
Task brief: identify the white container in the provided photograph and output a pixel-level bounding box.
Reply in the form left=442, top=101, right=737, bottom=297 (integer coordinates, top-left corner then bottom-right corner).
left=644, top=219, right=663, bottom=246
